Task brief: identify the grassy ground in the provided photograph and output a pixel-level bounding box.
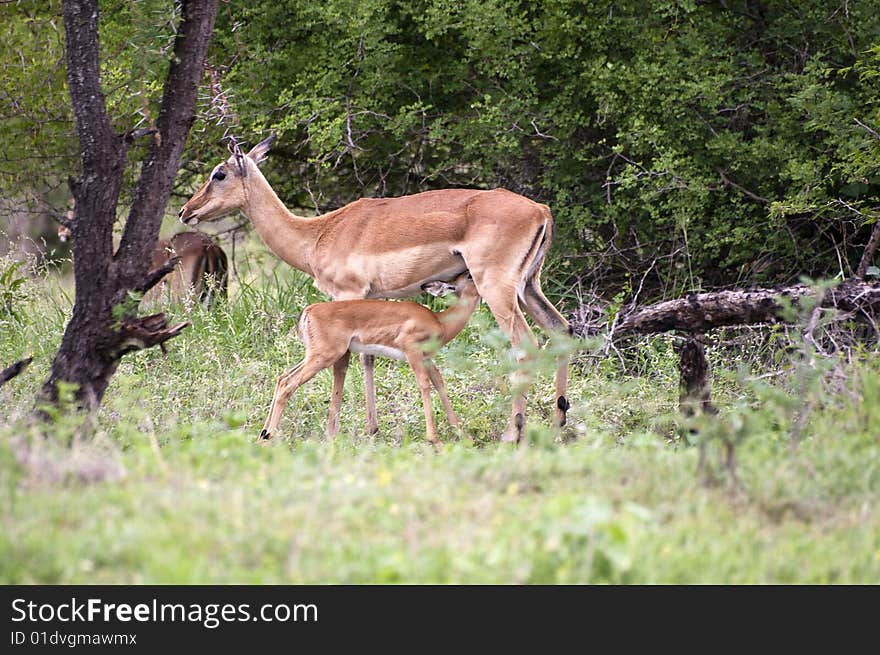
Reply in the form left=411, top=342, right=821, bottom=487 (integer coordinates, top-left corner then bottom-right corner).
left=1, top=237, right=879, bottom=583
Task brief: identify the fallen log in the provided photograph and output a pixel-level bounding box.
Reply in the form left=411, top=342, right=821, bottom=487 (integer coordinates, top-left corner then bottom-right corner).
left=610, top=279, right=880, bottom=338
left=568, top=275, right=877, bottom=483
left=567, top=279, right=879, bottom=474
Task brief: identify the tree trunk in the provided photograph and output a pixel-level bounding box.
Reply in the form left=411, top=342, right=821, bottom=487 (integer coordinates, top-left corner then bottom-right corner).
left=41, top=0, right=218, bottom=409
left=856, top=218, right=880, bottom=279
left=678, top=334, right=716, bottom=419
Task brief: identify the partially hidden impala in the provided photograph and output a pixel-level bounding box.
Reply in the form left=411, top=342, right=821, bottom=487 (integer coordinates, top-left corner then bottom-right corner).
left=179, top=135, right=570, bottom=442
left=59, top=224, right=227, bottom=308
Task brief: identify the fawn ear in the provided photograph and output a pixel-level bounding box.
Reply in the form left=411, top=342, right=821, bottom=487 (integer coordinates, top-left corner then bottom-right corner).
left=421, top=280, right=455, bottom=297
left=247, top=134, right=276, bottom=165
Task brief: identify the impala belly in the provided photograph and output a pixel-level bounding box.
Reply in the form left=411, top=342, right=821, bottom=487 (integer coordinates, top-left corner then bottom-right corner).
left=348, top=339, right=407, bottom=361
left=353, top=246, right=466, bottom=299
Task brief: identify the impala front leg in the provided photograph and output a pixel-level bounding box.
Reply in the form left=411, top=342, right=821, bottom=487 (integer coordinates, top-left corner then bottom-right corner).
left=261, top=362, right=304, bottom=440
left=362, top=353, right=379, bottom=435
left=521, top=277, right=572, bottom=428
left=505, top=359, right=531, bottom=444
left=406, top=352, right=443, bottom=450
left=426, top=361, right=464, bottom=430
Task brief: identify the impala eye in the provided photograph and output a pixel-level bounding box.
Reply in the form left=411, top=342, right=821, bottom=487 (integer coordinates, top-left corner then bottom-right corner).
left=212, top=170, right=226, bottom=181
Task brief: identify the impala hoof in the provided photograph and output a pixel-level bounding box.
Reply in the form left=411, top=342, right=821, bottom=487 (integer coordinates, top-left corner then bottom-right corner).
left=259, top=429, right=271, bottom=440
left=500, top=414, right=525, bottom=443
left=556, top=396, right=570, bottom=427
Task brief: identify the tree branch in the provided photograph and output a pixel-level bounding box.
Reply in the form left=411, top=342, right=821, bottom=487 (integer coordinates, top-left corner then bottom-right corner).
left=854, top=118, right=880, bottom=143
left=0, top=357, right=32, bottom=388
left=113, top=315, right=191, bottom=358
left=133, top=256, right=181, bottom=295
left=115, top=0, right=220, bottom=290
left=62, top=0, right=116, bottom=167
left=124, top=127, right=159, bottom=143
left=62, top=0, right=127, bottom=285
left=717, top=168, right=770, bottom=204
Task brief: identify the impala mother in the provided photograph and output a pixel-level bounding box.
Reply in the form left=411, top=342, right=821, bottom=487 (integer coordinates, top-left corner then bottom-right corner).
left=179, top=135, right=570, bottom=442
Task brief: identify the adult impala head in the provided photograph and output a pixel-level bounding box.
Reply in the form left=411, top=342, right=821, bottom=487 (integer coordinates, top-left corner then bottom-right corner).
left=179, top=135, right=276, bottom=225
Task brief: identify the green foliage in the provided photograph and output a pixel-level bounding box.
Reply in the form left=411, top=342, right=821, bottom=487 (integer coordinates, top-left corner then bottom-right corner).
left=0, top=1, right=71, bottom=191
left=189, top=0, right=880, bottom=299
left=0, top=258, right=31, bottom=324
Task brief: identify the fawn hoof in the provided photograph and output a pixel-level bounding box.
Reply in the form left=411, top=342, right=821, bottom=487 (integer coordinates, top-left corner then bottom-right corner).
left=259, top=429, right=271, bottom=440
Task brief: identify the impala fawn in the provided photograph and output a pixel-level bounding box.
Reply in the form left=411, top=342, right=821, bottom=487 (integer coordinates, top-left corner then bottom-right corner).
left=260, top=272, right=480, bottom=448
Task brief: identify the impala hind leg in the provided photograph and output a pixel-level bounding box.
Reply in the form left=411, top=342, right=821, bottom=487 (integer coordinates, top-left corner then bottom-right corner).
left=326, top=351, right=351, bottom=440
left=260, top=356, right=334, bottom=440
left=475, top=280, right=538, bottom=444
left=361, top=353, right=379, bottom=435
left=261, top=361, right=304, bottom=439
left=520, top=277, right=571, bottom=427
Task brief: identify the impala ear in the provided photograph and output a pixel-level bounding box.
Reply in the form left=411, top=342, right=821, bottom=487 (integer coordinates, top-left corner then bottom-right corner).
left=225, top=138, right=247, bottom=177
left=421, top=280, right=455, bottom=297
left=247, top=134, right=276, bottom=165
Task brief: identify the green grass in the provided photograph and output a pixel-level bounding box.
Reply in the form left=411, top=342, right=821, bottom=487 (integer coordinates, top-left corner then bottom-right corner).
left=1, top=240, right=879, bottom=583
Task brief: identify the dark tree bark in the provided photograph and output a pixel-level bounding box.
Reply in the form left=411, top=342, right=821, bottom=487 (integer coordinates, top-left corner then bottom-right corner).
left=41, top=0, right=219, bottom=409
left=856, top=219, right=880, bottom=279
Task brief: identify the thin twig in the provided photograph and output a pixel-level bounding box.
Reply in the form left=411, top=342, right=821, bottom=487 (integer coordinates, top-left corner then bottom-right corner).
left=717, top=168, right=770, bottom=204
left=854, top=117, right=880, bottom=143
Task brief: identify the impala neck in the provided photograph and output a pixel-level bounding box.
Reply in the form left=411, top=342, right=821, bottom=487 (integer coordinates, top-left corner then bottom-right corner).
left=437, top=292, right=480, bottom=344
left=239, top=166, right=319, bottom=277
